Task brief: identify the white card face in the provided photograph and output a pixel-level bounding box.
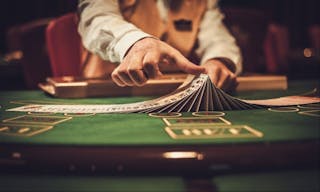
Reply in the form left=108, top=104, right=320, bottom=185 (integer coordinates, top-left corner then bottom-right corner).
left=242, top=96, right=320, bottom=106
left=193, top=81, right=207, bottom=112
left=168, top=92, right=194, bottom=112
left=7, top=74, right=320, bottom=114
left=186, top=81, right=206, bottom=112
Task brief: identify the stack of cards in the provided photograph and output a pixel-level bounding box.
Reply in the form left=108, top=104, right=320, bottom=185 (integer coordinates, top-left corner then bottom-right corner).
left=141, top=75, right=260, bottom=113
left=7, top=74, right=320, bottom=114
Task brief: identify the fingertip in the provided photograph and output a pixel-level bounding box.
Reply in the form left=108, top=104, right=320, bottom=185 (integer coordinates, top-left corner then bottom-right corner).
left=136, top=81, right=147, bottom=87
left=188, top=65, right=206, bottom=75
left=199, top=66, right=207, bottom=74
left=156, top=70, right=163, bottom=78
left=111, top=74, right=126, bottom=87
left=168, top=51, right=205, bottom=75
left=118, top=83, right=126, bottom=87
left=114, top=80, right=126, bottom=87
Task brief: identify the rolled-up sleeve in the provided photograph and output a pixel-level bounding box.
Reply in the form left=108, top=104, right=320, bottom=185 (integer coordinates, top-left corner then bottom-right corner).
left=78, top=0, right=152, bottom=63
left=196, top=0, right=242, bottom=74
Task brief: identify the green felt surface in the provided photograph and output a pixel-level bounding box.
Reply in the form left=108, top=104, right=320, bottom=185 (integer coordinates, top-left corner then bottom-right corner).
left=0, top=169, right=318, bottom=192
left=0, top=174, right=186, bottom=192
left=0, top=80, right=319, bottom=192
left=0, top=80, right=319, bottom=146
left=213, top=169, right=319, bottom=192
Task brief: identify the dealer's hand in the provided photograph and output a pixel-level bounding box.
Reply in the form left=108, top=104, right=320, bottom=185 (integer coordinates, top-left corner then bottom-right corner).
left=111, top=37, right=205, bottom=87
left=203, top=59, right=238, bottom=92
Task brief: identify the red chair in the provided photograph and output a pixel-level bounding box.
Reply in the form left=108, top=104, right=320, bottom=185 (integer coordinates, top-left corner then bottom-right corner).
left=223, top=8, right=289, bottom=74
left=6, top=18, right=53, bottom=89
left=46, top=13, right=82, bottom=77
left=46, top=13, right=116, bottom=78
left=264, top=24, right=289, bottom=74
left=309, top=25, right=320, bottom=49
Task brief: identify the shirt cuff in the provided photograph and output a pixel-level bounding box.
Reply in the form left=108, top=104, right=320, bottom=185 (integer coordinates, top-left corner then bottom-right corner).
left=114, top=30, right=153, bottom=61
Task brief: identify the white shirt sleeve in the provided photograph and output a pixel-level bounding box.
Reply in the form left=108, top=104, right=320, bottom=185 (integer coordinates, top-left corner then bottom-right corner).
left=196, top=0, right=243, bottom=75
left=78, top=0, right=152, bottom=63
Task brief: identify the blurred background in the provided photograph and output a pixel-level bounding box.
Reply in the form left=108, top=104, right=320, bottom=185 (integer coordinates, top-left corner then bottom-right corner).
left=0, top=0, right=319, bottom=90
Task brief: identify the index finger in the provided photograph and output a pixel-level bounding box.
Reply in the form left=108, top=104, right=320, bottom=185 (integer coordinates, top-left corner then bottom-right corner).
left=166, top=49, right=206, bottom=75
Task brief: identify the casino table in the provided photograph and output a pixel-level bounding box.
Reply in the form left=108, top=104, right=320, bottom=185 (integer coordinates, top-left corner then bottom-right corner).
left=0, top=79, right=319, bottom=191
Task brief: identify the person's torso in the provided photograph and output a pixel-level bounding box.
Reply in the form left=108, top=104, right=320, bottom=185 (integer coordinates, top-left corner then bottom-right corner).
left=82, top=0, right=207, bottom=78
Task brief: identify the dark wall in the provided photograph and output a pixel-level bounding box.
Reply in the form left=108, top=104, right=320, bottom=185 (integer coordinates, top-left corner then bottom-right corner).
left=220, top=0, right=320, bottom=48
left=0, top=0, right=318, bottom=90
left=0, top=0, right=77, bottom=54
left=1, top=0, right=319, bottom=54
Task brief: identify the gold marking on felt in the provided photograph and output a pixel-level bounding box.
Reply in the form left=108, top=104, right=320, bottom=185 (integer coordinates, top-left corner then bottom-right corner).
left=298, top=110, right=320, bottom=117
left=0, top=123, right=54, bottom=137
left=2, top=115, right=72, bottom=125
left=164, top=125, right=263, bottom=139
left=162, top=116, right=231, bottom=126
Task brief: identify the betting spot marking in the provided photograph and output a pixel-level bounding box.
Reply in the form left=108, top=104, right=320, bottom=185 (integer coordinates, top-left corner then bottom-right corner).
left=0, top=123, right=53, bottom=137
left=162, top=117, right=231, bottom=126
left=149, top=112, right=182, bottom=118
left=298, top=110, right=320, bottom=117
left=165, top=125, right=263, bottom=139
left=192, top=111, right=225, bottom=117
left=268, top=107, right=299, bottom=112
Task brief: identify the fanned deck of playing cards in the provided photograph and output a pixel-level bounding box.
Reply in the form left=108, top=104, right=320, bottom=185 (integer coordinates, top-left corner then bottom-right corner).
left=7, top=74, right=320, bottom=114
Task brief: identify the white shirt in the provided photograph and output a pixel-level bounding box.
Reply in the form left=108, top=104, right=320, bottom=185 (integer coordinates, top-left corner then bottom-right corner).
left=78, top=0, right=242, bottom=74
